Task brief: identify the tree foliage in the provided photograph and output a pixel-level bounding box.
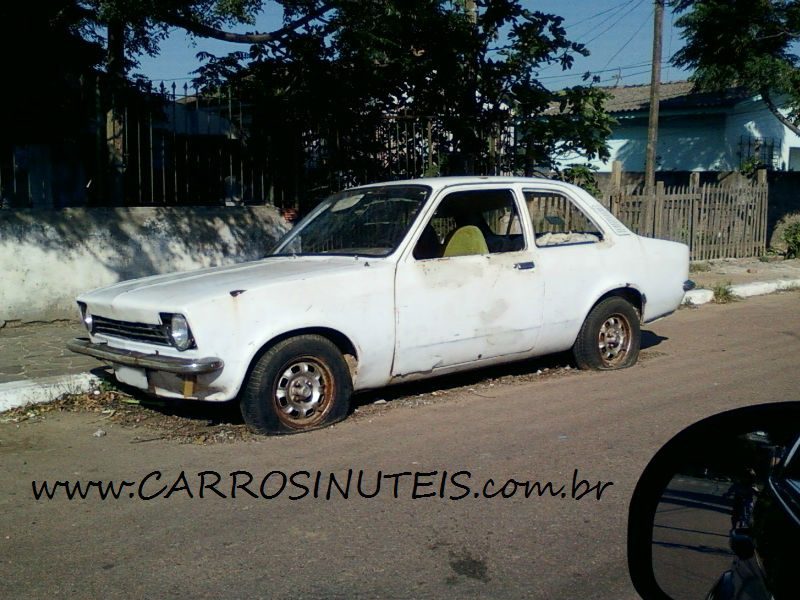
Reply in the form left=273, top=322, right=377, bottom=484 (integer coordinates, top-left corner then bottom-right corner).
left=1, top=2, right=104, bottom=141
left=79, top=1, right=330, bottom=70
left=671, top=0, right=800, bottom=135
left=57, top=0, right=611, bottom=179
left=3, top=1, right=614, bottom=201
left=194, top=0, right=613, bottom=181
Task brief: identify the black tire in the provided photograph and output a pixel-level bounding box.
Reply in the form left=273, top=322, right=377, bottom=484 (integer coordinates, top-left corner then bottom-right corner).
left=240, top=335, right=353, bottom=434
left=573, top=297, right=641, bottom=370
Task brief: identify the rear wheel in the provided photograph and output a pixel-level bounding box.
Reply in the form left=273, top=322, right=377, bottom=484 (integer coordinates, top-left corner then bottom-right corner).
left=240, top=335, right=352, bottom=434
left=573, top=297, right=640, bottom=370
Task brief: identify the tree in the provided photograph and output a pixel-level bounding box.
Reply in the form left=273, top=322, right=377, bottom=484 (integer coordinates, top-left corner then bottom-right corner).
left=3, top=2, right=613, bottom=207
left=194, top=0, right=614, bottom=184
left=65, top=2, right=613, bottom=179
left=73, top=1, right=333, bottom=79
left=0, top=2, right=103, bottom=142
left=671, top=0, right=800, bottom=136
left=62, top=1, right=329, bottom=203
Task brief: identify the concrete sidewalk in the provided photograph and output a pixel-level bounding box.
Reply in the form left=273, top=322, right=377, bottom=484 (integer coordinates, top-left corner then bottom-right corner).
left=1, top=257, right=799, bottom=411
left=0, top=321, right=96, bottom=384
left=0, top=321, right=106, bottom=412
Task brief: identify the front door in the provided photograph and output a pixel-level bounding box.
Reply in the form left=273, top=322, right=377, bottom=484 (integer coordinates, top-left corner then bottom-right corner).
left=392, top=186, right=544, bottom=377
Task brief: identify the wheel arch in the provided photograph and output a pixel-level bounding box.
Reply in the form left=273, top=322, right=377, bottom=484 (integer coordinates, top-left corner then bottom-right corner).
left=572, top=284, right=644, bottom=349
left=241, top=327, right=359, bottom=395
left=590, top=285, right=644, bottom=319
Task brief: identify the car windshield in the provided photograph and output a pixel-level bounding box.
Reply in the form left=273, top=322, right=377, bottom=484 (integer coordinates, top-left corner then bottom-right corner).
left=271, top=185, right=431, bottom=257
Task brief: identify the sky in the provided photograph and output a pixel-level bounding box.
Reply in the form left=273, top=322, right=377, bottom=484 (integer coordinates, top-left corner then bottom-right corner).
left=134, top=0, right=690, bottom=89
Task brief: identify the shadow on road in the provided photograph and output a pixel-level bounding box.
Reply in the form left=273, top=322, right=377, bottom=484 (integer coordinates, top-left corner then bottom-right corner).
left=85, top=329, right=670, bottom=430
left=642, top=330, right=668, bottom=350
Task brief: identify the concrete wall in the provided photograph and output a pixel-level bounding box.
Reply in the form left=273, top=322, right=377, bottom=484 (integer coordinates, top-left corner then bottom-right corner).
left=0, top=206, right=290, bottom=323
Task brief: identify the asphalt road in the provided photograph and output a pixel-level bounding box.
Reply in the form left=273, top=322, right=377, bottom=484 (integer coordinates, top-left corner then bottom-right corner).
left=1, top=292, right=798, bottom=599
left=652, top=476, right=734, bottom=599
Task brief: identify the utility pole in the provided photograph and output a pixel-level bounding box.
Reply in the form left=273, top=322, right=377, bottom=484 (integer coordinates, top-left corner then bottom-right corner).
left=644, top=0, right=664, bottom=192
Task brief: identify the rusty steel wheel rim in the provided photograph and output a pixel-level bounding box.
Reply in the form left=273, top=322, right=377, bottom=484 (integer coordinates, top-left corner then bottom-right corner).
left=597, top=313, right=633, bottom=367
left=272, top=357, right=334, bottom=429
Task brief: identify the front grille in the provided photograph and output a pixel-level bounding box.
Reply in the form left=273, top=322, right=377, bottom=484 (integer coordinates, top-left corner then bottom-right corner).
left=92, top=316, right=171, bottom=346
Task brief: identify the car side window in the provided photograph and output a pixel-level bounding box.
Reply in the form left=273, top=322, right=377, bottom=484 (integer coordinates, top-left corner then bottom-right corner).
left=413, top=189, right=525, bottom=259
left=523, top=190, right=603, bottom=247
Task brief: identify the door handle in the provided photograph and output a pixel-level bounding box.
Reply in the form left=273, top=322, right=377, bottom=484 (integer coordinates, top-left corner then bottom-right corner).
left=514, top=261, right=535, bottom=270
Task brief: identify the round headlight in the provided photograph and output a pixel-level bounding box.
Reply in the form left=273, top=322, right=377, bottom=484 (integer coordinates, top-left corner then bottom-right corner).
left=78, top=303, right=93, bottom=332
left=169, top=314, right=192, bottom=351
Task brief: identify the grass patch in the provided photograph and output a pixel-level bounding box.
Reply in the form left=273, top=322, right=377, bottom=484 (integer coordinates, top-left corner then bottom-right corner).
left=759, top=250, right=781, bottom=262
left=690, top=261, right=711, bottom=273
left=712, top=281, right=735, bottom=304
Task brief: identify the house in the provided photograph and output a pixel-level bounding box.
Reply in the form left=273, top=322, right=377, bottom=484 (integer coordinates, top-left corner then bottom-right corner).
left=557, top=81, right=800, bottom=173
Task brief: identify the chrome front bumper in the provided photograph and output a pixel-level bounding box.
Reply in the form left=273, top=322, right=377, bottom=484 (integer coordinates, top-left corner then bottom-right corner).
left=67, top=338, right=223, bottom=375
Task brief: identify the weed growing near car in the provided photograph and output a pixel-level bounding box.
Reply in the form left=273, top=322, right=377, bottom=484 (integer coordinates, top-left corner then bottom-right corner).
left=712, top=281, right=735, bottom=304
left=690, top=261, right=711, bottom=273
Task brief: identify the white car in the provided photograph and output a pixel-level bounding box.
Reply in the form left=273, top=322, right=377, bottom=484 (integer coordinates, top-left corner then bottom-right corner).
left=69, top=177, right=692, bottom=434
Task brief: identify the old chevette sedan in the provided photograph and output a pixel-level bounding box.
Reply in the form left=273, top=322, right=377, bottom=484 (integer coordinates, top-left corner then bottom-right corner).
left=68, top=177, right=692, bottom=434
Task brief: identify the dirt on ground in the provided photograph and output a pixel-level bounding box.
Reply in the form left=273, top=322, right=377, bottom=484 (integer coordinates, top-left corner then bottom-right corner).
left=2, top=282, right=792, bottom=444
left=0, top=350, right=598, bottom=444
left=689, top=256, right=800, bottom=288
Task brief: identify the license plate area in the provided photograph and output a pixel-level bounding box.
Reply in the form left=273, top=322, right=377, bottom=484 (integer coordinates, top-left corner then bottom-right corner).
left=114, top=365, right=149, bottom=389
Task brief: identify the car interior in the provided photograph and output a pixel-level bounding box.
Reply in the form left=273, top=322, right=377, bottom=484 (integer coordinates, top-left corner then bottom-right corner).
left=413, top=189, right=605, bottom=259
left=524, top=190, right=603, bottom=247
left=413, top=189, right=525, bottom=259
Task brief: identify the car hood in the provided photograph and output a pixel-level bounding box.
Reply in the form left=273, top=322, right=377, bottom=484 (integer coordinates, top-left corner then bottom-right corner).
left=79, top=255, right=374, bottom=317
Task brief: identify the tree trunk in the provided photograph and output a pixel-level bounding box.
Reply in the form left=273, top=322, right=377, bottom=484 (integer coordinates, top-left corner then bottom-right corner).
left=166, top=5, right=333, bottom=45
left=761, top=88, right=800, bottom=137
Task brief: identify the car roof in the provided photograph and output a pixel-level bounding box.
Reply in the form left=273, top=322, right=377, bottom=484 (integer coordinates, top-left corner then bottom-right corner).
left=354, top=176, right=557, bottom=191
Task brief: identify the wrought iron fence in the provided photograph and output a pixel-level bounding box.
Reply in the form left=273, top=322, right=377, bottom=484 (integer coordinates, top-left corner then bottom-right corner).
left=0, top=81, right=522, bottom=212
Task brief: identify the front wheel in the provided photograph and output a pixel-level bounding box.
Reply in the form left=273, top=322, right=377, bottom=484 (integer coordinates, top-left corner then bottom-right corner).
left=240, top=335, right=353, bottom=434
left=573, top=297, right=641, bottom=370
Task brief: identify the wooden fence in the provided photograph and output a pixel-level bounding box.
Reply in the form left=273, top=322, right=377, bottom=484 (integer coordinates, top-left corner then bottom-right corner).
left=605, top=178, right=768, bottom=260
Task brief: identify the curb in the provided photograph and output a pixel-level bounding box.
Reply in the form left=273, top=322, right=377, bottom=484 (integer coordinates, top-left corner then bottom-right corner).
left=0, top=373, right=102, bottom=413
left=683, top=278, right=800, bottom=306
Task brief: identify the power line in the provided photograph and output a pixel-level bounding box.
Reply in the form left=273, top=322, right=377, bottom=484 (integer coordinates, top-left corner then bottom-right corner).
left=538, top=66, right=671, bottom=91
left=602, top=9, right=654, bottom=70
left=605, top=67, right=654, bottom=81
left=570, top=0, right=640, bottom=39
left=581, top=0, right=647, bottom=46
left=666, top=6, right=675, bottom=80
left=566, top=0, right=639, bottom=30
left=536, top=60, right=667, bottom=82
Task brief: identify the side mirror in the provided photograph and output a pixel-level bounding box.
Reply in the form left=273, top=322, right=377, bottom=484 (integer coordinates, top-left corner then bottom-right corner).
left=627, top=402, right=800, bottom=600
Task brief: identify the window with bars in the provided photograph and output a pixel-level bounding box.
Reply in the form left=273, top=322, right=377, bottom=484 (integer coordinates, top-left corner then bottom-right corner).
left=739, top=136, right=776, bottom=170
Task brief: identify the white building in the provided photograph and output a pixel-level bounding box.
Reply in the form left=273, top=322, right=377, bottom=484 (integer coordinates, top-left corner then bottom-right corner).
left=558, top=81, right=800, bottom=173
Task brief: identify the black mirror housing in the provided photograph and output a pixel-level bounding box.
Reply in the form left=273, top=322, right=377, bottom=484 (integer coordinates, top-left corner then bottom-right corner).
left=627, top=402, right=800, bottom=600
